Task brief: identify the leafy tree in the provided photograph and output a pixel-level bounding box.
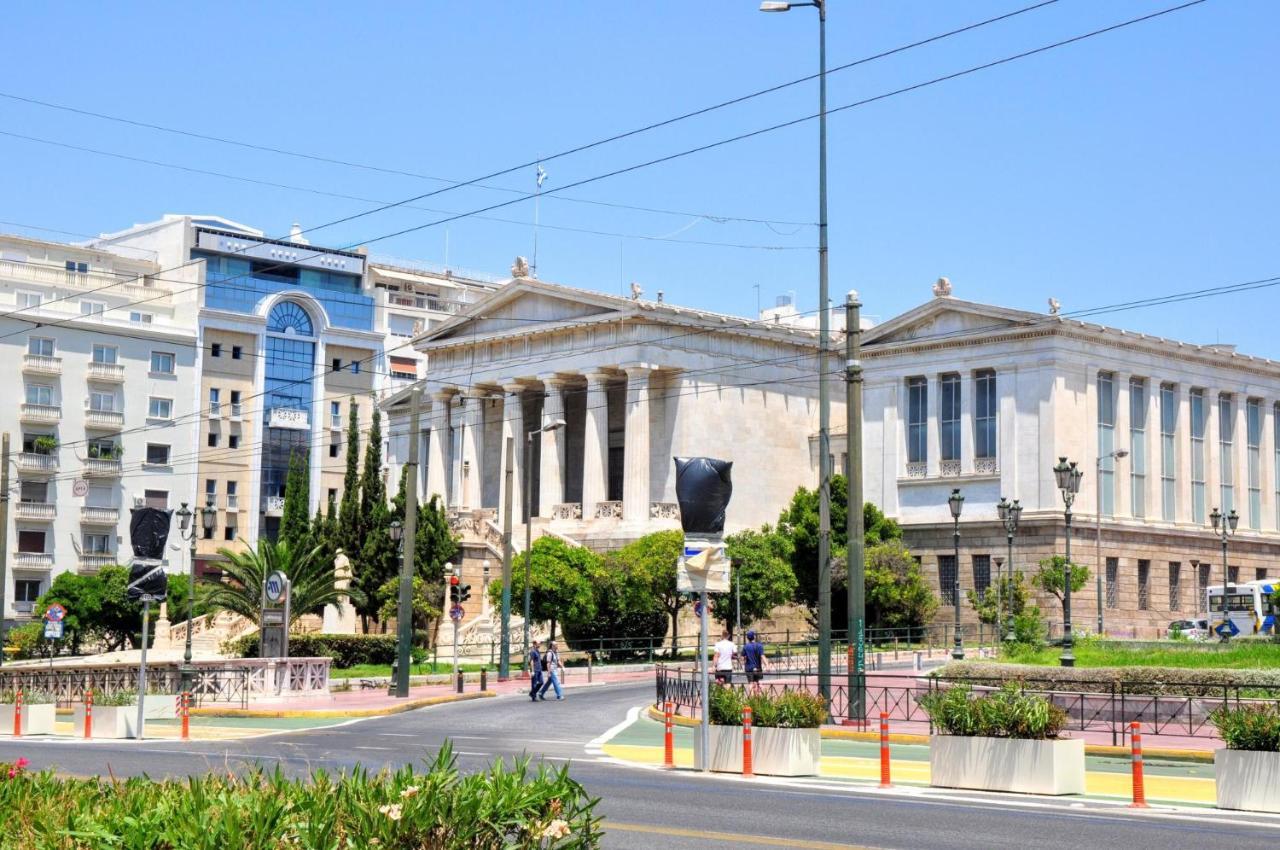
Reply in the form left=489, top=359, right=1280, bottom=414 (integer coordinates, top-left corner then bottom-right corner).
left=834, top=541, right=938, bottom=632
left=35, top=566, right=203, bottom=653
left=1032, top=555, right=1090, bottom=625
left=377, top=576, right=442, bottom=643
left=203, top=538, right=365, bottom=628
left=487, top=536, right=601, bottom=642
left=386, top=476, right=458, bottom=642
left=355, top=500, right=398, bottom=632
left=709, top=528, right=797, bottom=630
left=777, top=475, right=902, bottom=618
left=308, top=501, right=338, bottom=579
left=279, top=448, right=311, bottom=551
left=336, top=400, right=362, bottom=571
left=968, top=571, right=1033, bottom=628
left=603, top=530, right=685, bottom=648
left=562, top=560, right=668, bottom=660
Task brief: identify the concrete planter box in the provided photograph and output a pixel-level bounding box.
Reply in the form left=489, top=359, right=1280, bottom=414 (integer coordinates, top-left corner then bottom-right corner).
left=694, top=725, right=820, bottom=776
left=0, top=703, right=56, bottom=736
left=1215, top=749, right=1280, bottom=812
left=72, top=697, right=174, bottom=739
left=930, top=736, right=1085, bottom=795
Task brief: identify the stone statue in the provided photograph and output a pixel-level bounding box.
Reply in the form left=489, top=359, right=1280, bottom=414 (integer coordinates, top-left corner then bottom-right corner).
left=1048, top=297, right=1061, bottom=315
left=932, top=277, right=953, bottom=298
left=511, top=256, right=530, bottom=278
left=630, top=281, right=644, bottom=300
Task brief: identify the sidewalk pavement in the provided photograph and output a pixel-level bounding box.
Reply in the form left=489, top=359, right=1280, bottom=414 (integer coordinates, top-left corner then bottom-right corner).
left=609, top=713, right=1219, bottom=807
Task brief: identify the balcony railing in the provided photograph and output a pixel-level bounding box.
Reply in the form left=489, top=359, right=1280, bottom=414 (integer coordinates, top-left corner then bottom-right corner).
left=22, top=354, right=62, bottom=376
left=79, top=554, right=116, bottom=572
left=81, top=506, right=120, bottom=525
left=14, top=502, right=56, bottom=521
left=229, top=403, right=243, bottom=420
left=84, top=408, right=124, bottom=430
left=19, top=403, right=61, bottom=424
left=0, top=258, right=170, bottom=302
left=87, top=361, right=125, bottom=383
left=16, top=453, right=58, bottom=474
left=265, top=495, right=286, bottom=515
left=226, top=494, right=239, bottom=510
left=12, top=552, right=54, bottom=568
left=209, top=402, right=222, bottom=417
left=84, top=458, right=123, bottom=477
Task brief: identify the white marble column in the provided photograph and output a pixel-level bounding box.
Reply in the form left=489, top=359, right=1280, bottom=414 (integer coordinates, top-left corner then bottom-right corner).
left=1235, top=396, right=1249, bottom=527
left=1114, top=373, right=1131, bottom=518
left=622, top=365, right=652, bottom=523
left=960, top=372, right=975, bottom=474
left=499, top=382, right=525, bottom=523
left=1175, top=384, right=1192, bottom=524
left=461, top=389, right=486, bottom=509
left=1144, top=381, right=1161, bottom=521
left=582, top=371, right=611, bottom=515
left=426, top=390, right=452, bottom=504
left=1206, top=389, right=1222, bottom=517
left=538, top=375, right=567, bottom=516
left=926, top=375, right=941, bottom=477
left=1262, top=401, right=1276, bottom=530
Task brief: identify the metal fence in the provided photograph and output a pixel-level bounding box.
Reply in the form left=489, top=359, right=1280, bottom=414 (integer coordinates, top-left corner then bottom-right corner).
left=655, top=664, right=1280, bottom=744
left=0, top=665, right=252, bottom=709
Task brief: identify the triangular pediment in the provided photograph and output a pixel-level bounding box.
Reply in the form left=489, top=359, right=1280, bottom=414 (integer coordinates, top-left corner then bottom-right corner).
left=424, top=279, right=632, bottom=343
left=863, top=298, right=1044, bottom=347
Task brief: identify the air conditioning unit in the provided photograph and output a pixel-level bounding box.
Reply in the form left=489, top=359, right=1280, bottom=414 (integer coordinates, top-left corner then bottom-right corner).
left=133, top=495, right=145, bottom=508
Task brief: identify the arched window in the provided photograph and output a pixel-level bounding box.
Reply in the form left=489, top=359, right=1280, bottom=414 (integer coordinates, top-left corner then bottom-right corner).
left=267, top=301, right=314, bottom=337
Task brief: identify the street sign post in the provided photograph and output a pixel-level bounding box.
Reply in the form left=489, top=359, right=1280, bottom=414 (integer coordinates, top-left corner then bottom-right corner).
left=260, top=571, right=291, bottom=659
left=42, top=620, right=63, bottom=640
left=44, top=603, right=66, bottom=623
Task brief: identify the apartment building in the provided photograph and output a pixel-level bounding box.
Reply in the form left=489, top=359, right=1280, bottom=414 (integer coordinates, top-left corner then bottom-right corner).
left=0, top=233, right=202, bottom=624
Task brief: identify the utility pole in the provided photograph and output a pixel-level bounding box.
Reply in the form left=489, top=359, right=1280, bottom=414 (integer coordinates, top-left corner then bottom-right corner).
left=0, top=432, right=9, bottom=666
left=394, top=389, right=421, bottom=698
left=500, top=436, right=514, bottom=680
left=844, top=292, right=864, bottom=722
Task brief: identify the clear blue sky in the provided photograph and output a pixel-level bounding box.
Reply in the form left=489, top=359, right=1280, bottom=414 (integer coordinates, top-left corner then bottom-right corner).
left=1, top=1, right=1275, bottom=353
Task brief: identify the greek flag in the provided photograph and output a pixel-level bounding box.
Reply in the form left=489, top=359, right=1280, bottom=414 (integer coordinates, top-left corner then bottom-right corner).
left=536, top=164, right=547, bottom=188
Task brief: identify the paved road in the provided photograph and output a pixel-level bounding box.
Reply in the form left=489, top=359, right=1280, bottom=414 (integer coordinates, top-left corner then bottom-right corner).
left=4, top=681, right=1280, bottom=849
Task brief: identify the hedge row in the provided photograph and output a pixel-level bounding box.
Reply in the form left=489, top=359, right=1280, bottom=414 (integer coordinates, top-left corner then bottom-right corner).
left=933, top=661, right=1280, bottom=697
left=225, top=633, right=399, bottom=668
left=1, top=748, right=602, bottom=849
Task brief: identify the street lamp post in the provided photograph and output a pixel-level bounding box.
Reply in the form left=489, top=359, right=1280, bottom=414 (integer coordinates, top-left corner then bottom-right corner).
left=521, top=419, right=567, bottom=666
left=948, top=489, right=964, bottom=660
left=760, top=0, right=832, bottom=702
left=995, top=497, right=1022, bottom=643
left=389, top=519, right=404, bottom=686
left=175, top=499, right=217, bottom=694
left=1095, top=449, right=1128, bottom=636
left=1210, top=507, right=1240, bottom=642
left=1053, top=457, right=1084, bottom=667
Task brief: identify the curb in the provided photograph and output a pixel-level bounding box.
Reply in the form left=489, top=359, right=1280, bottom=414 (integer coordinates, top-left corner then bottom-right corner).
left=191, top=690, right=496, bottom=719
left=645, top=705, right=1214, bottom=762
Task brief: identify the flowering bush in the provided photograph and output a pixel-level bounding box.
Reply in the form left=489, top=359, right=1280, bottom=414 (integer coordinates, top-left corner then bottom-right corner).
left=0, top=745, right=601, bottom=848
left=2, top=757, right=29, bottom=780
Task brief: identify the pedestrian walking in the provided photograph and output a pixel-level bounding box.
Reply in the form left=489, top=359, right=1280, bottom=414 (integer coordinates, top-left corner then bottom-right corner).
left=539, top=641, right=564, bottom=700
left=529, top=642, right=544, bottom=702
left=742, top=630, right=767, bottom=689
left=713, top=628, right=737, bottom=685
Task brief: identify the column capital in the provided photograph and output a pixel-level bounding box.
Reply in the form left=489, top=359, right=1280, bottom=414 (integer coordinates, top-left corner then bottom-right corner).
left=537, top=372, right=571, bottom=388
left=620, top=362, right=659, bottom=378
left=583, top=369, right=615, bottom=385
left=463, top=386, right=492, bottom=400
left=430, top=389, right=456, bottom=403
left=501, top=381, right=526, bottom=395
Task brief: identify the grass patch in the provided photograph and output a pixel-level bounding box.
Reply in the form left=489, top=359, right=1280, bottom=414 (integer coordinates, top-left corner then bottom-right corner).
left=329, top=662, right=490, bottom=679
left=1000, top=639, right=1280, bottom=670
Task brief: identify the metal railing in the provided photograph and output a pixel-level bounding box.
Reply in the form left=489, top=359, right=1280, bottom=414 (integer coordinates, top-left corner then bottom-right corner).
left=0, top=664, right=251, bottom=709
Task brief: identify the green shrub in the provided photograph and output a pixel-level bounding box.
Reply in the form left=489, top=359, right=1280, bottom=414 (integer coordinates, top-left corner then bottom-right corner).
left=0, top=746, right=602, bottom=848
left=225, top=633, right=399, bottom=667
left=0, top=689, right=55, bottom=705
left=917, top=684, right=1067, bottom=739
left=935, top=661, right=1280, bottom=697
left=708, top=686, right=826, bottom=728
left=1011, top=606, right=1047, bottom=649
left=92, top=690, right=144, bottom=707
left=1211, top=704, right=1280, bottom=751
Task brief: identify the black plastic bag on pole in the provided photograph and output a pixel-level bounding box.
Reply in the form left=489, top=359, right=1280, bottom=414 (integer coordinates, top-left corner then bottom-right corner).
left=673, top=457, right=733, bottom=535
left=128, top=507, right=173, bottom=560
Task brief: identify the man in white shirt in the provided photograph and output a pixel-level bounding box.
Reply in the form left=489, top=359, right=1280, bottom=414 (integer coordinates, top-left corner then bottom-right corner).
left=713, top=629, right=737, bottom=685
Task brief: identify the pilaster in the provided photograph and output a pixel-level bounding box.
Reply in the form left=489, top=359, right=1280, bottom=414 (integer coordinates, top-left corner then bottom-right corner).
left=426, top=390, right=453, bottom=504
left=538, top=375, right=567, bottom=516
left=622, top=364, right=653, bottom=523
left=582, top=370, right=611, bottom=515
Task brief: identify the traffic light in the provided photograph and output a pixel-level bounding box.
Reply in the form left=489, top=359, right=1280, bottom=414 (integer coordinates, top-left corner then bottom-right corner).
left=458, top=584, right=471, bottom=604
left=449, top=573, right=460, bottom=604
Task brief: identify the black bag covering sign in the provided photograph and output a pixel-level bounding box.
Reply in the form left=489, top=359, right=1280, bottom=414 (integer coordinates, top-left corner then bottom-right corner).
left=129, top=507, right=173, bottom=560
left=126, top=562, right=169, bottom=602
left=673, top=457, right=733, bottom=535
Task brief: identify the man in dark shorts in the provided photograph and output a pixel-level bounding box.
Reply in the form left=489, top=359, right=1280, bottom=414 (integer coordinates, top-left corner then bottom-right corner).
left=741, top=630, right=766, bottom=686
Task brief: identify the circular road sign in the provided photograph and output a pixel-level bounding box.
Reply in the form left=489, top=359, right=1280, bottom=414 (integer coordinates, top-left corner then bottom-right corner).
left=265, top=571, right=289, bottom=604
left=449, top=604, right=464, bottom=622
left=44, top=603, right=67, bottom=623
left=72, top=479, right=89, bottom=498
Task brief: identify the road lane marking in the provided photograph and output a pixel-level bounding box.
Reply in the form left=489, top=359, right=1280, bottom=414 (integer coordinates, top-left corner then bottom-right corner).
left=353, top=746, right=396, bottom=751
left=607, top=822, right=879, bottom=849
left=586, top=705, right=641, bottom=755
left=377, top=733, right=418, bottom=738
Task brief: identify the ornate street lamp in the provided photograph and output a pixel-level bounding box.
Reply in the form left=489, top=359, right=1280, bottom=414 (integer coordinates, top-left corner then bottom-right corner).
left=1210, top=507, right=1240, bottom=642
left=996, top=496, right=1023, bottom=642
left=176, top=499, right=218, bottom=694
left=948, top=488, right=964, bottom=661
left=1053, top=457, right=1084, bottom=667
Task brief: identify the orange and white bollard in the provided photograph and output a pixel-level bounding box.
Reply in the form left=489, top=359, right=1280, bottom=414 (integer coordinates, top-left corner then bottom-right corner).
left=1130, top=721, right=1147, bottom=808
left=742, top=705, right=754, bottom=778
left=663, top=701, right=675, bottom=769
left=12, top=689, right=22, bottom=737
left=879, top=712, right=891, bottom=787
left=180, top=692, right=191, bottom=740
left=84, top=690, right=93, bottom=739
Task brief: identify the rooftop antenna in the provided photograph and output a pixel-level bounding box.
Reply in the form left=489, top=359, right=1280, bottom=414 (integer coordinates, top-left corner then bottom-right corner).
left=753, top=283, right=761, bottom=317
left=532, top=159, right=546, bottom=278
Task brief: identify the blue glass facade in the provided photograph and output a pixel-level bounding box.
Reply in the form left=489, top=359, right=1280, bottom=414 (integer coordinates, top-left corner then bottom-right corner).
left=261, top=301, right=317, bottom=539
left=196, top=251, right=373, bottom=330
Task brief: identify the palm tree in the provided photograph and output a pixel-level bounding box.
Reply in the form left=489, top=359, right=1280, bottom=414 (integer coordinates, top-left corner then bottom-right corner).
left=203, top=538, right=365, bottom=628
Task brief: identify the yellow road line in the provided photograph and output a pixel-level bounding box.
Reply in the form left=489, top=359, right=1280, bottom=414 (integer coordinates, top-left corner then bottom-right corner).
left=607, top=821, right=881, bottom=849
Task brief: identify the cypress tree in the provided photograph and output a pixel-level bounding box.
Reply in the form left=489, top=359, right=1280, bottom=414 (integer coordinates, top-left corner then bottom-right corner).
left=337, top=400, right=362, bottom=565
left=279, top=448, right=311, bottom=550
